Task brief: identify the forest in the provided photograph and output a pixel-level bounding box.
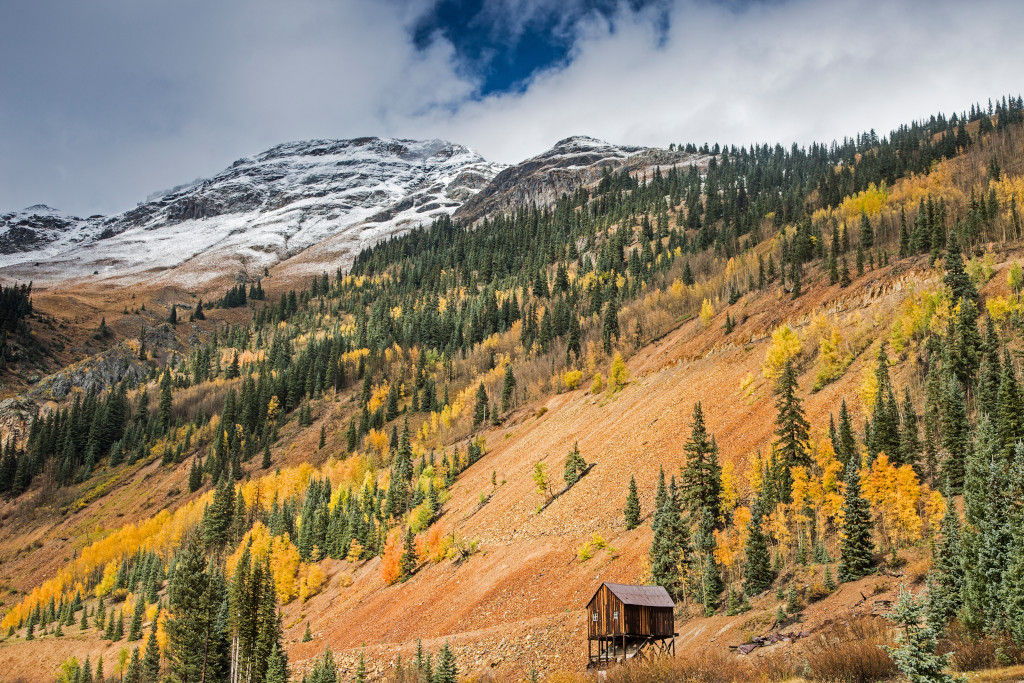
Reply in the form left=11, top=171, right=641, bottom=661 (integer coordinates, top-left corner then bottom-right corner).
left=2, top=95, right=1024, bottom=682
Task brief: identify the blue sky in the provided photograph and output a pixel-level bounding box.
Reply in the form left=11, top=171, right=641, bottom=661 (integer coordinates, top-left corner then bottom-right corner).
left=1, top=0, right=1022, bottom=216
left=412, top=0, right=672, bottom=95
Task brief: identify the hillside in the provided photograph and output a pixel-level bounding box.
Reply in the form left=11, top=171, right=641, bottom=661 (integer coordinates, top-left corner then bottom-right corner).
left=1, top=97, right=1024, bottom=682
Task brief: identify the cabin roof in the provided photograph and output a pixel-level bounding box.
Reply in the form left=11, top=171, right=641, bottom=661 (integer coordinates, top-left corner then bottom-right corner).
left=588, top=582, right=675, bottom=608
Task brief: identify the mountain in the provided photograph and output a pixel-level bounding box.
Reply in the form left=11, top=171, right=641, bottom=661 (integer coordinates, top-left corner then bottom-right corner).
left=0, top=205, right=105, bottom=262
left=454, top=135, right=705, bottom=222
left=2, top=98, right=1023, bottom=682
left=0, top=138, right=505, bottom=289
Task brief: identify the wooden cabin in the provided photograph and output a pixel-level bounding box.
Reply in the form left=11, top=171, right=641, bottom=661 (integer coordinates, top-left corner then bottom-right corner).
left=585, top=583, right=676, bottom=669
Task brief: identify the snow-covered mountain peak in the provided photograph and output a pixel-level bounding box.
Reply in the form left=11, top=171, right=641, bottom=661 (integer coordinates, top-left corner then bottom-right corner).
left=0, top=137, right=505, bottom=288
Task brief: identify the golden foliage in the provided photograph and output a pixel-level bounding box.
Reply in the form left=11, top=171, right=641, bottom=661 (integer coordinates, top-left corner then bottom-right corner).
left=609, top=353, right=629, bottom=391
left=762, top=324, right=801, bottom=379
left=562, top=369, right=583, bottom=390
left=699, top=298, right=715, bottom=327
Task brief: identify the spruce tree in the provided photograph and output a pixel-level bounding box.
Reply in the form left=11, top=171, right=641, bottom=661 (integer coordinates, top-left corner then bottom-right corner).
left=742, top=499, right=774, bottom=596
left=680, top=402, right=722, bottom=522
left=433, top=642, right=458, bottom=683
left=624, top=476, right=641, bottom=530
left=501, top=364, right=516, bottom=413
left=773, top=360, right=810, bottom=501
left=883, top=587, right=961, bottom=683
left=400, top=526, right=417, bottom=581
left=128, top=596, right=145, bottom=640
left=925, top=500, right=964, bottom=633
left=838, top=461, right=874, bottom=582
left=142, top=622, right=161, bottom=679
left=472, top=383, right=488, bottom=427
left=264, top=644, right=289, bottom=683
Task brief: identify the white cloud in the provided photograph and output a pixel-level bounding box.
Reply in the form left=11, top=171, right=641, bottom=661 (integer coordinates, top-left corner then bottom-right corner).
left=421, top=0, right=1024, bottom=164
left=1, top=0, right=1022, bottom=215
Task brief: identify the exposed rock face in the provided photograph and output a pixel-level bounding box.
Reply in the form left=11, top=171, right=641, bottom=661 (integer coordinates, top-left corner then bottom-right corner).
left=0, top=205, right=106, bottom=260
left=29, top=343, right=152, bottom=401
left=454, top=136, right=705, bottom=223
left=0, top=139, right=505, bottom=288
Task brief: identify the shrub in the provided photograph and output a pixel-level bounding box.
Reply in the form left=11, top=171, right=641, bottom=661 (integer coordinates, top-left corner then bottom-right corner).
left=762, top=324, right=801, bottom=379
left=578, top=533, right=608, bottom=562
left=590, top=373, right=604, bottom=393
left=609, top=353, right=629, bottom=391
left=1009, top=262, right=1024, bottom=293
left=804, top=617, right=897, bottom=683
left=700, top=298, right=715, bottom=327
left=562, top=370, right=583, bottom=390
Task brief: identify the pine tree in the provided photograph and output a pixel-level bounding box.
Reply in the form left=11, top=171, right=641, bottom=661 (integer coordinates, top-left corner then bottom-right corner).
left=838, top=461, right=874, bottom=582
left=649, top=472, right=687, bottom=599
left=624, top=475, right=641, bottom=530
left=400, top=526, right=417, bottom=581
left=264, top=644, right=289, bottom=683
left=836, top=398, right=858, bottom=474
left=883, top=587, right=961, bottom=683
left=128, top=596, right=145, bottom=640
left=680, top=402, right=722, bottom=522
left=309, top=647, right=338, bottom=683
left=743, top=499, right=774, bottom=596
left=472, top=383, right=488, bottom=427
left=168, top=304, right=177, bottom=326
left=925, top=501, right=964, bottom=633
left=188, top=457, right=203, bottom=492
left=433, top=642, right=458, bottom=683
left=943, top=233, right=977, bottom=304
left=940, top=377, right=969, bottom=493
left=997, top=349, right=1024, bottom=455
left=302, top=621, right=313, bottom=642
left=501, top=364, right=516, bottom=413
left=166, top=533, right=227, bottom=682
left=123, top=647, right=142, bottom=683
left=773, top=360, right=810, bottom=501
left=142, top=622, right=161, bottom=679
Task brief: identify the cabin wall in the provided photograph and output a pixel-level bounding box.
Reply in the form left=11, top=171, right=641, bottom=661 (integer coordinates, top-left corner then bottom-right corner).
left=587, top=585, right=624, bottom=637
left=587, top=586, right=675, bottom=638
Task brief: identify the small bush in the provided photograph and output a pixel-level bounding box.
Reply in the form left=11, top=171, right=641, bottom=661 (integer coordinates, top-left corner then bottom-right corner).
left=590, top=373, right=604, bottom=393
left=577, top=533, right=610, bottom=562
left=562, top=370, right=583, bottom=390
left=804, top=617, right=897, bottom=683
left=939, top=622, right=1024, bottom=672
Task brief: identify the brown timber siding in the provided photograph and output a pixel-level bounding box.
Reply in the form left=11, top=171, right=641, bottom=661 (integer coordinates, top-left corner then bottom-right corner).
left=587, top=585, right=674, bottom=639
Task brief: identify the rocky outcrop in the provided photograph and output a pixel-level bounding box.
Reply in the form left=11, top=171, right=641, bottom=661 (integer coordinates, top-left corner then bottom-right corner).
left=29, top=343, right=152, bottom=401
left=454, top=136, right=705, bottom=223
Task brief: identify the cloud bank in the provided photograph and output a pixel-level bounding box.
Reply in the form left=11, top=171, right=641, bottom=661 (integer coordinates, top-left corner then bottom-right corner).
left=1, top=0, right=1022, bottom=216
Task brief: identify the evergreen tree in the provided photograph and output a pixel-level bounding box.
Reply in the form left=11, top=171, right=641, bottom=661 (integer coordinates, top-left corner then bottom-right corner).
left=624, top=475, right=641, bottom=530
left=400, top=526, right=417, bottom=581
left=883, top=587, right=962, bottom=683
left=742, top=499, right=773, bottom=596
left=142, top=622, right=161, bottom=679
left=308, top=647, right=338, bottom=683
left=838, top=461, right=874, bottom=582
left=501, top=364, right=516, bottom=413
left=680, top=402, right=722, bottom=522
left=773, top=360, right=810, bottom=501
left=925, top=501, right=964, bottom=633
left=472, top=383, right=488, bottom=427
left=943, top=233, right=977, bottom=304
left=433, top=642, right=458, bottom=683
left=128, top=596, right=145, bottom=640
left=166, top=533, right=227, bottom=682
left=264, top=644, right=289, bottom=683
